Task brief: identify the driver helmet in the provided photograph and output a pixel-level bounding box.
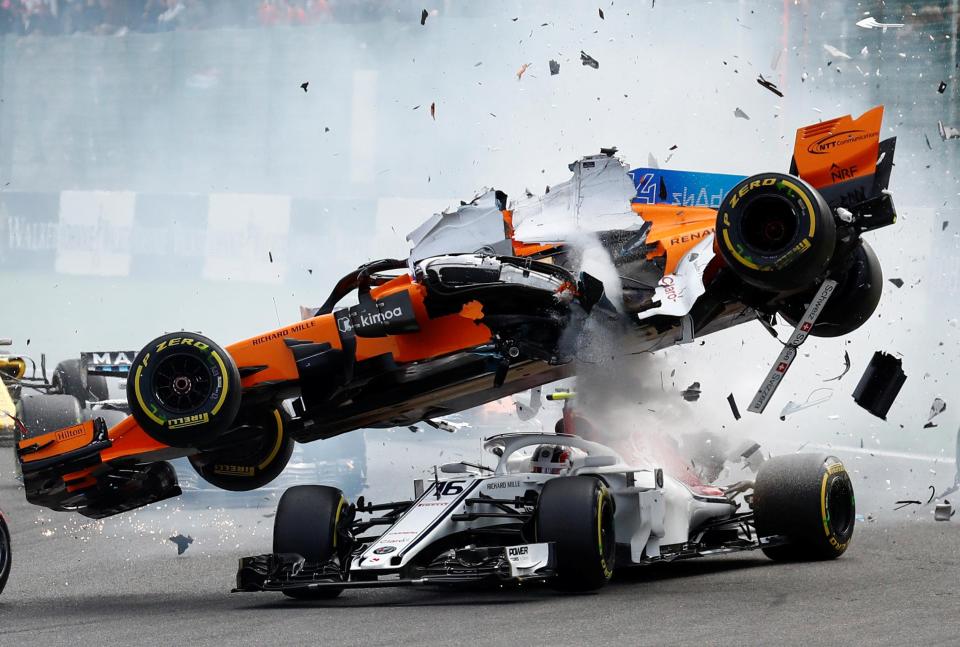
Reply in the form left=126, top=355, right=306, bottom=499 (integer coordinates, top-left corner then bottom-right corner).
left=529, top=445, right=571, bottom=474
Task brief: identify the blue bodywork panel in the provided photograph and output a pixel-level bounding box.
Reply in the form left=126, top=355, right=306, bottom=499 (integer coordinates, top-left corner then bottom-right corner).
left=629, top=168, right=746, bottom=209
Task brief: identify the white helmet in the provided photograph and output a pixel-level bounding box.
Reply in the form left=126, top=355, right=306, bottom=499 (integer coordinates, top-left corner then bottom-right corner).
left=529, top=445, right=571, bottom=475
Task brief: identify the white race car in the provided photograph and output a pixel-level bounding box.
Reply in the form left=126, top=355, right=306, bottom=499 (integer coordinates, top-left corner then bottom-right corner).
left=236, top=432, right=855, bottom=597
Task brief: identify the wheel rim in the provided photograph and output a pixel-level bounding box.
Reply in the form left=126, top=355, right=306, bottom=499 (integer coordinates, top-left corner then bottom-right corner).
left=827, top=476, right=854, bottom=537
left=153, top=353, right=213, bottom=413
left=740, top=195, right=799, bottom=255
left=0, top=518, right=9, bottom=578
left=598, top=493, right=615, bottom=577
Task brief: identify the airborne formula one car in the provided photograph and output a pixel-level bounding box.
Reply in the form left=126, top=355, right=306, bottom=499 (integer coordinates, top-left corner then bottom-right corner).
left=17, top=106, right=896, bottom=519
left=236, top=432, right=856, bottom=596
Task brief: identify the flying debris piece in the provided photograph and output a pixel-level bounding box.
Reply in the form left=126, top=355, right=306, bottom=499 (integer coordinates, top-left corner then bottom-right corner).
left=893, top=499, right=921, bottom=511
left=943, top=221, right=950, bottom=231
left=824, top=350, right=852, bottom=382
left=727, top=393, right=742, bottom=420
left=423, top=418, right=466, bottom=433
left=888, top=278, right=904, bottom=288
left=598, top=8, right=604, bottom=19
left=734, top=107, right=750, bottom=120
left=749, top=279, right=837, bottom=414
left=779, top=388, right=833, bottom=420
left=420, top=8, right=428, bottom=25
left=756, top=74, right=784, bottom=97
left=580, top=50, right=600, bottom=69
left=939, top=120, right=960, bottom=140
left=517, top=63, right=532, bottom=80
left=408, top=425, right=421, bottom=433
left=300, top=82, right=308, bottom=93
left=681, top=382, right=702, bottom=402
left=729, top=440, right=764, bottom=472
left=926, top=397, right=947, bottom=427
left=927, top=485, right=937, bottom=505
left=939, top=81, right=947, bottom=94
left=934, top=501, right=954, bottom=521
left=668, top=144, right=678, bottom=151
left=513, top=386, right=543, bottom=421
left=549, top=59, right=560, bottom=75
left=430, top=102, right=436, bottom=120
left=168, top=534, right=194, bottom=555
left=268, top=251, right=273, bottom=264
left=855, top=16, right=904, bottom=30
left=823, top=44, right=852, bottom=59
left=852, top=351, right=907, bottom=420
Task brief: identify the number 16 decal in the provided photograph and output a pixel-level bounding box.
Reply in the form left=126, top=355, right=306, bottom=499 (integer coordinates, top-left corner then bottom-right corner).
left=438, top=480, right=465, bottom=496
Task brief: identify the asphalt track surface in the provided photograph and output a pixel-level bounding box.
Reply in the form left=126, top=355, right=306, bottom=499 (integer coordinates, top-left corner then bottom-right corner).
left=1, top=475, right=959, bottom=647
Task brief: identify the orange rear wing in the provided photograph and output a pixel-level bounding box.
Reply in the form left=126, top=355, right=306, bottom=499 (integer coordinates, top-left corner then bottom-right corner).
left=790, top=105, right=896, bottom=214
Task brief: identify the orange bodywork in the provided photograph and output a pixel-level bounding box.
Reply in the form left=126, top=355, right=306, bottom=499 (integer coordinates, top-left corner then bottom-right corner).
left=228, top=275, right=494, bottom=388
left=28, top=277, right=500, bottom=480
left=792, top=105, right=883, bottom=190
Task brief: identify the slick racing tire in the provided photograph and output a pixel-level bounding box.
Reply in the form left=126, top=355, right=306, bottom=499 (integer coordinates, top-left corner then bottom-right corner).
left=127, top=332, right=241, bottom=449
left=535, top=476, right=615, bottom=592
left=274, top=485, right=348, bottom=600
left=753, top=453, right=855, bottom=561
left=717, top=172, right=836, bottom=292
left=188, top=407, right=294, bottom=492
left=15, top=394, right=83, bottom=437
left=0, top=510, right=10, bottom=596
left=777, top=240, right=882, bottom=337
left=53, top=358, right=109, bottom=407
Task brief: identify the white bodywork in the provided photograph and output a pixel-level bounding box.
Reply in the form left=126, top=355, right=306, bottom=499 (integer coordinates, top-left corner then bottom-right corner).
left=404, top=153, right=718, bottom=322
left=351, top=432, right=737, bottom=573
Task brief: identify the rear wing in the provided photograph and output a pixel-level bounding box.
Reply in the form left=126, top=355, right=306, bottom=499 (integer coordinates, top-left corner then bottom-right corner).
left=81, top=351, right=137, bottom=377
left=790, top=105, right=896, bottom=222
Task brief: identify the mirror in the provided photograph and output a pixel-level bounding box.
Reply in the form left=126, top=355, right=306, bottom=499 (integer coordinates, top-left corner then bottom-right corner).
left=440, top=462, right=471, bottom=474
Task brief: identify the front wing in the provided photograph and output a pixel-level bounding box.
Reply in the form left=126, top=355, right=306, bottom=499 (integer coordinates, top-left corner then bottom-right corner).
left=235, top=543, right=556, bottom=593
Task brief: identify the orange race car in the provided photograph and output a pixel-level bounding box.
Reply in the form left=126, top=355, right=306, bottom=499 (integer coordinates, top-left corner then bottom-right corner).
left=17, top=106, right=898, bottom=518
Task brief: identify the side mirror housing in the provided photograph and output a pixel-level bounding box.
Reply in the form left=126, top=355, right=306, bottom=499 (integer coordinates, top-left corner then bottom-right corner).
left=440, top=462, right=471, bottom=474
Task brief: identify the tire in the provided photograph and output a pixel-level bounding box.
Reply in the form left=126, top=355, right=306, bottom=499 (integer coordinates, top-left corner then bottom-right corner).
left=717, top=172, right=836, bottom=291
left=15, top=394, right=83, bottom=437
left=53, top=359, right=109, bottom=407
left=777, top=240, right=881, bottom=337
left=753, top=453, right=855, bottom=561
left=0, top=510, right=10, bottom=596
left=274, top=485, right=348, bottom=599
left=188, top=407, right=294, bottom=492
left=126, top=332, right=241, bottom=449
left=535, top=476, right=615, bottom=591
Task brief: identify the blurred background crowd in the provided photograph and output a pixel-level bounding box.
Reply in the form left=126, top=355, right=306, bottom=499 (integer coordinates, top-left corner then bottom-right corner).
left=0, top=0, right=429, bottom=34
